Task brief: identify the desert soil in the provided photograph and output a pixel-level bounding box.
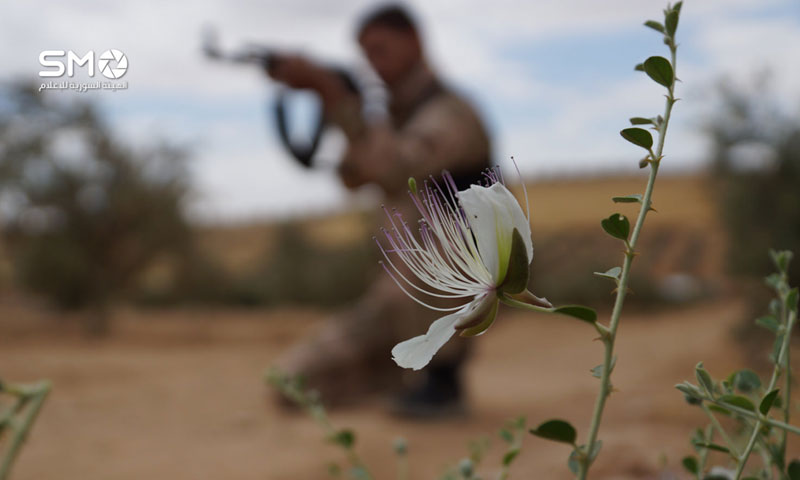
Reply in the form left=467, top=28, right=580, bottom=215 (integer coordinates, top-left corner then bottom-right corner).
left=2, top=297, right=798, bottom=480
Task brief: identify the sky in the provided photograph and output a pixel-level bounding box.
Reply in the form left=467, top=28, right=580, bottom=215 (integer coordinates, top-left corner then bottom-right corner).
left=2, top=0, right=800, bottom=222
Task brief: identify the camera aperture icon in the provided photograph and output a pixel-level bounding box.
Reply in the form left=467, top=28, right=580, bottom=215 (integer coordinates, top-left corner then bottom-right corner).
left=98, top=49, right=128, bottom=79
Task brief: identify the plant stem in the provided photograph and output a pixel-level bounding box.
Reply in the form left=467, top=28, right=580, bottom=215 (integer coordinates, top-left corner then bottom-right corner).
left=701, top=404, right=741, bottom=457
left=0, top=381, right=52, bottom=480
left=697, top=394, right=800, bottom=437
left=696, top=425, right=713, bottom=479
left=781, top=302, right=792, bottom=457
left=733, top=306, right=797, bottom=479
left=576, top=40, right=678, bottom=480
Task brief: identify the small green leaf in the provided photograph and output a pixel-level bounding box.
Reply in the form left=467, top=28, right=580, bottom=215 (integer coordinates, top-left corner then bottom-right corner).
left=553, top=305, right=597, bottom=324
left=629, top=117, right=653, bottom=126
left=788, top=460, right=800, bottom=480
left=719, top=394, right=756, bottom=412
left=620, top=127, right=654, bottom=150
left=329, top=429, right=355, bottom=448
left=591, top=357, right=616, bottom=379
left=707, top=404, right=731, bottom=416
left=634, top=63, right=644, bottom=72
left=593, top=266, right=621, bottom=281
left=770, top=298, right=782, bottom=315
left=733, top=369, right=761, bottom=393
left=682, top=456, right=699, bottom=474
left=675, top=382, right=700, bottom=397
left=692, top=442, right=731, bottom=454
left=695, top=362, right=715, bottom=396
left=601, top=213, right=630, bottom=241
left=503, top=448, right=520, bottom=466
left=787, top=288, right=799, bottom=312
left=499, top=428, right=514, bottom=444
left=530, top=419, right=577, bottom=445
left=643, top=56, right=674, bottom=88
left=760, top=389, right=780, bottom=415
left=769, top=249, right=793, bottom=273
left=677, top=382, right=703, bottom=405
left=644, top=20, right=665, bottom=33
left=612, top=194, right=643, bottom=203
left=756, top=315, right=780, bottom=333
left=771, top=334, right=785, bottom=363
left=665, top=10, right=679, bottom=37
left=766, top=273, right=783, bottom=291
left=567, top=449, right=580, bottom=474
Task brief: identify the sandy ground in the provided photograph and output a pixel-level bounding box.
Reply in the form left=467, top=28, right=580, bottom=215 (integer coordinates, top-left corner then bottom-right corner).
left=2, top=297, right=798, bottom=480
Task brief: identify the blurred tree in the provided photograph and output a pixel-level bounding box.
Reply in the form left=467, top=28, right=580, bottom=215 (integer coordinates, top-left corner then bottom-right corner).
left=0, top=83, right=192, bottom=334
left=707, top=75, right=800, bottom=286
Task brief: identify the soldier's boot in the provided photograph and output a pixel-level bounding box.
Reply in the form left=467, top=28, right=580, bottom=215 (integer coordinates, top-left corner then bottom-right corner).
left=390, top=361, right=467, bottom=419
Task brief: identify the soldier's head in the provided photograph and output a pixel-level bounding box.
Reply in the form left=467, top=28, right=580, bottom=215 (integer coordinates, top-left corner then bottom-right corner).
left=357, top=5, right=423, bottom=87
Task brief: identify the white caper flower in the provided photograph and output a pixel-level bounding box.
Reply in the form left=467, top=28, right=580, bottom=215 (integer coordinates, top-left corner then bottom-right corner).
left=377, top=168, right=550, bottom=370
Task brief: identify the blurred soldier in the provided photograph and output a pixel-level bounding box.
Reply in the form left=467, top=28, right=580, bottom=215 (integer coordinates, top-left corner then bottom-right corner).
left=269, top=4, right=491, bottom=417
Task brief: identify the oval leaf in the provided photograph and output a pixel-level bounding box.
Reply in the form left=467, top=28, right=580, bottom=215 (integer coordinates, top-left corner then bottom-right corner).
left=682, top=456, right=699, bottom=474
left=593, top=266, right=622, bottom=281
left=601, top=213, right=630, bottom=241
left=756, top=315, right=780, bottom=333
left=788, top=288, right=799, bottom=311
left=643, top=56, right=674, bottom=88
left=503, top=449, right=520, bottom=466
left=612, top=194, right=643, bottom=204
left=330, top=429, right=355, bottom=448
left=644, top=20, right=665, bottom=33
left=629, top=117, right=654, bottom=126
left=733, top=369, right=761, bottom=393
left=620, top=127, right=654, bottom=149
left=707, top=404, right=731, bottom=416
left=760, top=389, right=780, bottom=416
left=692, top=442, right=730, bottom=454
left=695, top=362, right=715, bottom=396
left=530, top=419, right=577, bottom=445
left=719, top=394, right=756, bottom=412
left=665, top=10, right=679, bottom=37
left=553, top=305, right=597, bottom=324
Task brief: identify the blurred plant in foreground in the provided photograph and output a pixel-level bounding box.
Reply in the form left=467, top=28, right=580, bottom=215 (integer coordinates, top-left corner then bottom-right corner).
left=677, top=251, right=799, bottom=479
left=0, top=83, right=192, bottom=333
left=267, top=368, right=527, bottom=480
left=0, top=379, right=51, bottom=480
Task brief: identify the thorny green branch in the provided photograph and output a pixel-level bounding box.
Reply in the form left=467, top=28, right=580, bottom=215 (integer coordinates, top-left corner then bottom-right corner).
left=576, top=18, right=680, bottom=480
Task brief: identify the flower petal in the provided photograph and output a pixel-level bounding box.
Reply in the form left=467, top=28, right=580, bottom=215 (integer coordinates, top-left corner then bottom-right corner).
left=391, top=296, right=487, bottom=370
left=457, top=297, right=498, bottom=337
left=459, top=183, right=532, bottom=284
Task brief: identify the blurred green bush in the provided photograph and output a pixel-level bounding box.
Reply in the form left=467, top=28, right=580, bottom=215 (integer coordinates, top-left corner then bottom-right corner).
left=0, top=83, right=192, bottom=333
left=707, top=76, right=800, bottom=286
